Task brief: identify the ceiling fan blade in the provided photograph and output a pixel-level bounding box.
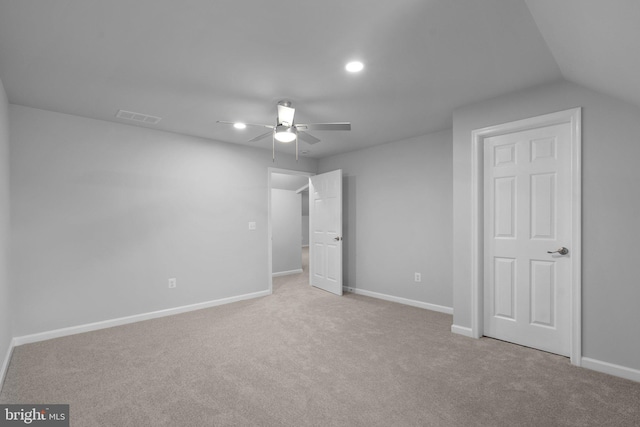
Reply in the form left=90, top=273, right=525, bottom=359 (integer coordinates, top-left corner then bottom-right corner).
left=296, top=122, right=351, bottom=131
left=217, top=120, right=274, bottom=129
left=298, top=131, right=321, bottom=145
left=248, top=130, right=273, bottom=143
left=277, top=104, right=295, bottom=126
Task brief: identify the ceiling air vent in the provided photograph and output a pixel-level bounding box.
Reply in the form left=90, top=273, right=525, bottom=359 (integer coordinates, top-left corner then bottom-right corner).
left=116, top=109, right=162, bottom=125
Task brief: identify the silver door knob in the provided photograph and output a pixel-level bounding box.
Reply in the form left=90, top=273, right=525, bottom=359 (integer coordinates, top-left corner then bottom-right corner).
left=334, top=236, right=342, bottom=241
left=547, top=247, right=569, bottom=255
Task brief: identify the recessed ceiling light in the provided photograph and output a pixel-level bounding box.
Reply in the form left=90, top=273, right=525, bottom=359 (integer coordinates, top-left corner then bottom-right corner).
left=345, top=61, right=364, bottom=73
left=233, top=122, right=247, bottom=129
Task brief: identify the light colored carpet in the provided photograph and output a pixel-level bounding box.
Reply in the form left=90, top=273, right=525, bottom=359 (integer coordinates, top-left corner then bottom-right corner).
left=2, top=248, right=639, bottom=426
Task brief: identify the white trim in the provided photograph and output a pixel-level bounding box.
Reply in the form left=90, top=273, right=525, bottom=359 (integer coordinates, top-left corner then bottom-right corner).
left=570, top=109, right=583, bottom=367
left=581, top=357, right=640, bottom=383
left=13, top=290, right=270, bottom=346
left=344, top=287, right=453, bottom=315
left=272, top=269, right=303, bottom=277
left=267, top=168, right=315, bottom=294
left=1, top=338, right=15, bottom=390
left=451, top=324, right=474, bottom=338
left=470, top=108, right=582, bottom=364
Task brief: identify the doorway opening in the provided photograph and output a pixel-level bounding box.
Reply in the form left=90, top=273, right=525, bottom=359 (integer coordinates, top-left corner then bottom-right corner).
left=267, top=168, right=314, bottom=294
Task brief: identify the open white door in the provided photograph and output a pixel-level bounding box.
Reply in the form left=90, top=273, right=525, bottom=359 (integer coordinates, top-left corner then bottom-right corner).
left=309, top=170, right=343, bottom=295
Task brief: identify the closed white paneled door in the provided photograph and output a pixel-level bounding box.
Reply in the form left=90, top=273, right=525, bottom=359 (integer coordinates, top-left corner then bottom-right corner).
left=484, top=123, right=571, bottom=356
left=309, top=170, right=343, bottom=295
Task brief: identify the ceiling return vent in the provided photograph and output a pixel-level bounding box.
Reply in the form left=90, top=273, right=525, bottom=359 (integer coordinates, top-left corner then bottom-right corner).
left=116, top=109, right=162, bottom=124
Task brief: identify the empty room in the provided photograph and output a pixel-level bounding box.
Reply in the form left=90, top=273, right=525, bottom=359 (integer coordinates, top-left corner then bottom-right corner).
left=1, top=1, right=639, bottom=426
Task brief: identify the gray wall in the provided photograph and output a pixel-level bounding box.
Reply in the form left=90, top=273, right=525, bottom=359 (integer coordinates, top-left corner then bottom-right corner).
left=452, top=79, right=640, bottom=371
left=271, top=189, right=302, bottom=274
left=318, top=130, right=453, bottom=309
left=0, top=77, right=12, bottom=370
left=9, top=105, right=317, bottom=336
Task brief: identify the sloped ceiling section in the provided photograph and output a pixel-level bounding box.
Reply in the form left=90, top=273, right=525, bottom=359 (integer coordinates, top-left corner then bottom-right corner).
left=525, top=0, right=640, bottom=108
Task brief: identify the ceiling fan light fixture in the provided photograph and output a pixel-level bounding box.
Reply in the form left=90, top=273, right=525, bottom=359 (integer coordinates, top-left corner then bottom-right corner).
left=274, top=124, right=297, bottom=143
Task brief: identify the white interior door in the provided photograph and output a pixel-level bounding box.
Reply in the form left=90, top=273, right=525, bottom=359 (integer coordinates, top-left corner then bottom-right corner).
left=309, top=170, right=343, bottom=295
left=484, top=123, right=571, bottom=356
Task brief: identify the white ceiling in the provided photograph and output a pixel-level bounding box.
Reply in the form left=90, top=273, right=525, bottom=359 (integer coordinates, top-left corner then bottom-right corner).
left=0, top=1, right=638, bottom=158
left=525, top=0, right=640, bottom=108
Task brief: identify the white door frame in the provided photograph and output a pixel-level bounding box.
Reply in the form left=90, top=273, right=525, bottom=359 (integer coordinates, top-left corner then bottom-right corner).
left=267, top=167, right=314, bottom=294
left=469, top=108, right=582, bottom=365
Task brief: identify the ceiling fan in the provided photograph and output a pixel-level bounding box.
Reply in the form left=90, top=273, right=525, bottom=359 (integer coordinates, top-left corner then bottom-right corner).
left=217, top=100, right=351, bottom=161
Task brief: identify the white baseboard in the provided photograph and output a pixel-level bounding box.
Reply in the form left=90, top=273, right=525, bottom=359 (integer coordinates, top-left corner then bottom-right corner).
left=272, top=269, right=303, bottom=278
left=581, top=357, right=640, bottom=383
left=13, top=290, right=271, bottom=347
left=343, top=286, right=453, bottom=315
left=1, top=338, right=15, bottom=391
left=451, top=324, right=474, bottom=338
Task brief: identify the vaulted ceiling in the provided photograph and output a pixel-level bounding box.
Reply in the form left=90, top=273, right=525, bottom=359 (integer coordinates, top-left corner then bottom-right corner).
left=0, top=1, right=638, bottom=158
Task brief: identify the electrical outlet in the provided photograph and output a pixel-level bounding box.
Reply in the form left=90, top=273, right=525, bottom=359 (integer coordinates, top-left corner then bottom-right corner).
left=168, top=278, right=177, bottom=288
left=414, top=272, right=421, bottom=282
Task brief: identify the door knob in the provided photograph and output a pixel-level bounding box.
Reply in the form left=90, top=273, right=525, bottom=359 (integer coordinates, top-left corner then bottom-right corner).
left=334, top=236, right=342, bottom=241
left=547, top=247, right=569, bottom=255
